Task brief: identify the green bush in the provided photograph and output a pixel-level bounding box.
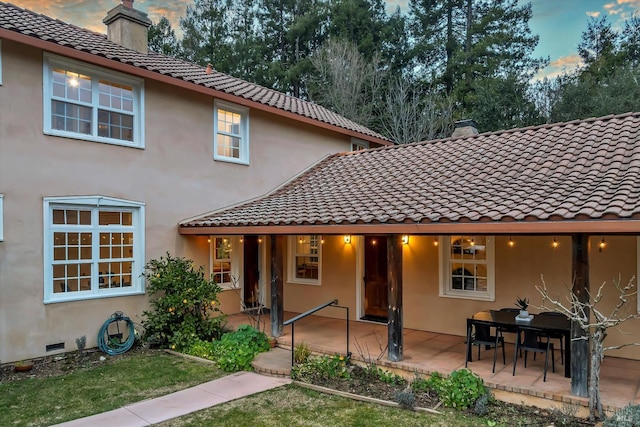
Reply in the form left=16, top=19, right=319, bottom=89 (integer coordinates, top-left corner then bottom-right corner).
left=364, top=365, right=406, bottom=386
left=210, top=325, right=270, bottom=372
left=141, top=253, right=226, bottom=351
left=436, top=369, right=488, bottom=409
left=291, top=354, right=351, bottom=382
left=604, top=404, right=640, bottom=427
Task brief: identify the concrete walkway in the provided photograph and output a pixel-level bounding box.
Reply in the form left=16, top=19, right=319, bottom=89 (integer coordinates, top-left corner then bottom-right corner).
left=51, top=372, right=291, bottom=427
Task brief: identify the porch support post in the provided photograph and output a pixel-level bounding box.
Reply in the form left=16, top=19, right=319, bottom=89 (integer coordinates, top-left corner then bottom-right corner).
left=270, top=235, right=284, bottom=338
left=387, top=234, right=403, bottom=362
left=571, top=233, right=589, bottom=397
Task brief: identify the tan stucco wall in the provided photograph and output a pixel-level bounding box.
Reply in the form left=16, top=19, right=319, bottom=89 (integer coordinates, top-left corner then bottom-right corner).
left=0, top=40, right=355, bottom=362
left=278, top=234, right=640, bottom=360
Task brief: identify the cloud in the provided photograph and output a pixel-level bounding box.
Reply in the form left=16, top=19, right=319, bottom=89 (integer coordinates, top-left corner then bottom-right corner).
left=534, top=54, right=583, bottom=81
left=586, top=11, right=601, bottom=17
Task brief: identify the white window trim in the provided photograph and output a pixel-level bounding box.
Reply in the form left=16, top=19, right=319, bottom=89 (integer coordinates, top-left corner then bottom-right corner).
left=0, top=194, right=4, bottom=241
left=213, top=99, right=249, bottom=165
left=43, top=53, right=145, bottom=148
left=43, top=195, right=145, bottom=304
left=209, top=236, right=241, bottom=290
left=287, top=235, right=322, bottom=285
left=438, top=235, right=495, bottom=301
left=351, top=138, right=369, bottom=151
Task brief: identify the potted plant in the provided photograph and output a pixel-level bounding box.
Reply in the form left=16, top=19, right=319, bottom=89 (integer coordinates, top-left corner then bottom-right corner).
left=515, top=297, right=529, bottom=317
left=14, top=360, right=33, bottom=372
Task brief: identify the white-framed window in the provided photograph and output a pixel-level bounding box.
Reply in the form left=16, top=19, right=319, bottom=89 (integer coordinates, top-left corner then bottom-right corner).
left=43, top=196, right=145, bottom=303
left=0, top=194, right=4, bottom=241
left=439, top=235, right=495, bottom=301
left=214, top=100, right=249, bottom=164
left=209, top=236, right=240, bottom=290
left=43, top=53, right=144, bottom=148
left=288, top=235, right=322, bottom=285
left=351, top=138, right=369, bottom=151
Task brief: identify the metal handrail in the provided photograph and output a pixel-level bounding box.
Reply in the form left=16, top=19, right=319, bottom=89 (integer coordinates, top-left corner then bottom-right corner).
left=283, top=299, right=350, bottom=366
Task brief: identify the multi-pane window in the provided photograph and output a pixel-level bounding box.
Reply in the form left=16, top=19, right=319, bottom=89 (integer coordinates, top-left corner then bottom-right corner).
left=211, top=237, right=232, bottom=287
left=44, top=54, right=143, bottom=147
left=440, top=235, right=495, bottom=301
left=44, top=197, right=144, bottom=303
left=289, top=235, right=321, bottom=284
left=214, top=100, right=249, bottom=164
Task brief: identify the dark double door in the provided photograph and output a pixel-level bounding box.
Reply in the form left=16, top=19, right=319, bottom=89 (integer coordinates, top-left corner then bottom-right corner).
left=363, top=236, right=388, bottom=322
left=243, top=235, right=260, bottom=307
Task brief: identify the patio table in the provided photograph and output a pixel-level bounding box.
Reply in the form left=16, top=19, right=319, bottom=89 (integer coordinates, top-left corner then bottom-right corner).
left=467, top=310, right=571, bottom=378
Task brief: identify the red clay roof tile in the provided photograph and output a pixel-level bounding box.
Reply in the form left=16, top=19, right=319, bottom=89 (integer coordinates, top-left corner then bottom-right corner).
left=0, top=2, right=386, bottom=142
left=181, top=113, right=640, bottom=229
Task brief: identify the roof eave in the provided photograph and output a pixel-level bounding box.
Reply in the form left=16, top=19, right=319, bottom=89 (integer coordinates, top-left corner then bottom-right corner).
left=177, top=219, right=640, bottom=235
left=0, top=28, right=391, bottom=147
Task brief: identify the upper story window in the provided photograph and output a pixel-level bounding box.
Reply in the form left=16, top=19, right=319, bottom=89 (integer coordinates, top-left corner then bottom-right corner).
left=43, top=54, right=144, bottom=148
left=439, top=235, right=495, bottom=301
left=288, top=235, right=322, bottom=285
left=214, top=100, right=249, bottom=164
left=351, top=138, right=369, bottom=151
left=43, top=196, right=145, bottom=303
left=210, top=236, right=240, bottom=290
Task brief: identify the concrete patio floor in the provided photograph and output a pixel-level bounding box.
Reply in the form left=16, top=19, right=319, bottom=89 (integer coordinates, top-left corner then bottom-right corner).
left=228, top=311, right=640, bottom=414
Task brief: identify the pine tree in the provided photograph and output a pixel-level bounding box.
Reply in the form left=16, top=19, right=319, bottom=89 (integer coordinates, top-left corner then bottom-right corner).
left=147, top=16, right=181, bottom=57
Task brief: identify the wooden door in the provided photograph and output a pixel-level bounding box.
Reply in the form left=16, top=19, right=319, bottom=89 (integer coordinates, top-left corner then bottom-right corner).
left=363, top=236, right=388, bottom=321
left=243, top=235, right=260, bottom=308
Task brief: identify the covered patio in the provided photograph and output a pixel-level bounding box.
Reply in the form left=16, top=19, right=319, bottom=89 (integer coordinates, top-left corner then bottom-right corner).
left=227, top=311, right=640, bottom=413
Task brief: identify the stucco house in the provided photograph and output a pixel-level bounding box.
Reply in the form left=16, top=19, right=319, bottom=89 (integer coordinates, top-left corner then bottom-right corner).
left=0, top=0, right=389, bottom=363
left=180, top=112, right=640, bottom=394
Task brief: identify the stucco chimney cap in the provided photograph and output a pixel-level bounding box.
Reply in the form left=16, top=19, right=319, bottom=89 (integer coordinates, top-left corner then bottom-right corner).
left=103, top=1, right=151, bottom=28
left=452, top=119, right=479, bottom=138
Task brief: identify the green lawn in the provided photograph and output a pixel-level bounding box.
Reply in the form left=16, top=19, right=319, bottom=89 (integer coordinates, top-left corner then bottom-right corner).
left=157, top=385, right=492, bottom=427
left=0, top=350, right=225, bottom=426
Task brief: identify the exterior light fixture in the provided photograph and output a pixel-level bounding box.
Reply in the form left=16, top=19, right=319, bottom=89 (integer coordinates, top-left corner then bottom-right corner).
left=433, top=238, right=439, bottom=247
left=552, top=238, right=559, bottom=249
left=240, top=237, right=244, bottom=243
left=258, top=237, right=263, bottom=243
left=402, top=235, right=409, bottom=245
left=343, top=235, right=351, bottom=244
left=599, top=237, right=606, bottom=252
left=508, top=237, right=515, bottom=248
left=321, top=238, right=325, bottom=244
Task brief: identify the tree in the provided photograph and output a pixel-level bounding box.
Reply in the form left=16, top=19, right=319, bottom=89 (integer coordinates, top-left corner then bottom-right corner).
left=309, top=38, right=384, bottom=128
left=148, top=16, right=181, bottom=56
left=577, top=15, right=620, bottom=80
left=180, top=0, right=233, bottom=68
left=537, top=276, right=640, bottom=421
left=380, top=78, right=454, bottom=144
left=327, top=0, right=388, bottom=60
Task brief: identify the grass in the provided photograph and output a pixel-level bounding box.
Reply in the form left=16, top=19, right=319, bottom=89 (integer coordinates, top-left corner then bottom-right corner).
left=156, top=385, right=491, bottom=427
left=0, top=350, right=225, bottom=426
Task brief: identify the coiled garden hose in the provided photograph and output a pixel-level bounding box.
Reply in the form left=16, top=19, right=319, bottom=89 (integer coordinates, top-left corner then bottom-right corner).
left=98, top=311, right=136, bottom=356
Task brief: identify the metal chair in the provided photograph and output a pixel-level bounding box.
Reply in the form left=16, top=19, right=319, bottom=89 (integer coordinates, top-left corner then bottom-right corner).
left=540, top=311, right=566, bottom=365
left=465, top=322, right=505, bottom=373
left=498, top=308, right=523, bottom=355
left=512, top=327, right=555, bottom=381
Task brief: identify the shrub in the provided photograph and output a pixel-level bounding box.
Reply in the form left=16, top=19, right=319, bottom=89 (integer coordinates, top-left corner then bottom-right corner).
left=363, top=365, right=405, bottom=386
left=210, top=325, right=270, bottom=372
left=141, top=253, right=226, bottom=351
left=395, top=387, right=416, bottom=410
left=291, top=354, right=350, bottom=382
left=436, top=369, right=488, bottom=409
left=604, top=404, right=640, bottom=427
left=294, top=342, right=312, bottom=364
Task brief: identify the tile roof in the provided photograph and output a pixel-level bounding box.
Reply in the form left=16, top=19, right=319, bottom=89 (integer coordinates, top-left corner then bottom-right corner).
left=0, top=2, right=387, bottom=142
left=180, top=112, right=640, bottom=231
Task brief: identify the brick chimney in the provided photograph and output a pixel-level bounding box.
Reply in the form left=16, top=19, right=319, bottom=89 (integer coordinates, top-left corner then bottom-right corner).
left=103, top=0, right=152, bottom=53
left=452, top=119, right=479, bottom=138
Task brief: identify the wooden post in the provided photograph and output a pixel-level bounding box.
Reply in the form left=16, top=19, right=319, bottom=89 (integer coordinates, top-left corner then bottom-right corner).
left=387, top=234, right=403, bottom=362
left=270, top=235, right=284, bottom=338
left=571, top=233, right=589, bottom=397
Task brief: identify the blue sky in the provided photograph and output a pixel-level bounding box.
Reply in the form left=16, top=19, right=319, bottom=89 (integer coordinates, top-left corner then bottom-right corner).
left=9, top=0, right=640, bottom=79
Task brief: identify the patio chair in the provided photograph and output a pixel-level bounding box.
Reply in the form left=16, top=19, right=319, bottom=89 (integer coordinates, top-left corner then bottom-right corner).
left=512, top=327, right=555, bottom=381
left=498, top=308, right=523, bottom=355
left=540, top=311, right=566, bottom=365
left=465, top=322, right=505, bottom=373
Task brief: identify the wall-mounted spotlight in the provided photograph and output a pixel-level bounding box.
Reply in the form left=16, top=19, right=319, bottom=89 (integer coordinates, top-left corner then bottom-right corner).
left=402, top=235, right=409, bottom=245
left=343, top=235, right=351, bottom=244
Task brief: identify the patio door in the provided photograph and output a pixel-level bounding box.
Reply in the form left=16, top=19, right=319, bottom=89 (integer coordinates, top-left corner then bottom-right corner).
left=243, top=235, right=260, bottom=308
left=363, top=236, right=388, bottom=322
